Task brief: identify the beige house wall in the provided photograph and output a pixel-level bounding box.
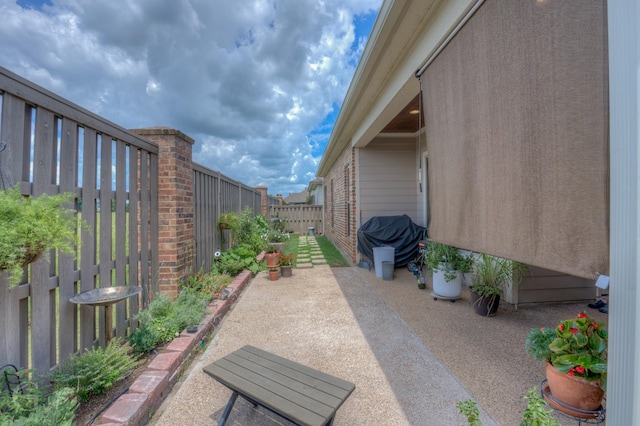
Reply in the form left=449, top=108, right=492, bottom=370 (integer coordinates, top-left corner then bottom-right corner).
left=357, top=136, right=422, bottom=226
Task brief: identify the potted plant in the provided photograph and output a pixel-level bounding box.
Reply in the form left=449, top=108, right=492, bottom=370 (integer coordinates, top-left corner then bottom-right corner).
left=216, top=212, right=238, bottom=230
left=267, top=267, right=280, bottom=281
left=216, top=212, right=239, bottom=248
left=279, top=253, right=295, bottom=278
left=0, top=185, right=81, bottom=286
left=469, top=253, right=526, bottom=316
left=525, top=312, right=607, bottom=412
left=425, top=242, right=473, bottom=299
left=264, top=244, right=281, bottom=269
left=265, top=228, right=289, bottom=254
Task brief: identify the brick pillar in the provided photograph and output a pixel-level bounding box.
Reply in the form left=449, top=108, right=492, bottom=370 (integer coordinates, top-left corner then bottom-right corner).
left=256, top=186, right=268, bottom=216
left=132, top=127, right=195, bottom=299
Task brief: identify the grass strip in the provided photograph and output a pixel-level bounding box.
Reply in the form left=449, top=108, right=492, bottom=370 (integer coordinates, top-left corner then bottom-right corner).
left=316, top=236, right=349, bottom=267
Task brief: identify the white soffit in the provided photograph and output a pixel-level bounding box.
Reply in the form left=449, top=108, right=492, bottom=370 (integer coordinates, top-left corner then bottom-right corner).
left=351, top=0, right=476, bottom=148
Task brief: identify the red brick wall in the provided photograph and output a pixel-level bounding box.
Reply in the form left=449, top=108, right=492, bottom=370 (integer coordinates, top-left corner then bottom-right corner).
left=324, top=146, right=357, bottom=263
left=133, top=128, right=195, bottom=298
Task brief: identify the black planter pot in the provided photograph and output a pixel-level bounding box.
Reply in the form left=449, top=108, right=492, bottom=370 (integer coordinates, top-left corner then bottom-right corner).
left=470, top=290, right=500, bottom=317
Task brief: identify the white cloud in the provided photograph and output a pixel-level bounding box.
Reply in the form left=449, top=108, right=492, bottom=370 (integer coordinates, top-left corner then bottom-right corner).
left=0, top=0, right=381, bottom=196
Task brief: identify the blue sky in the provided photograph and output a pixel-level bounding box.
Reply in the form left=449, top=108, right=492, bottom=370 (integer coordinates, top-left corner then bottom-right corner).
left=0, top=0, right=382, bottom=196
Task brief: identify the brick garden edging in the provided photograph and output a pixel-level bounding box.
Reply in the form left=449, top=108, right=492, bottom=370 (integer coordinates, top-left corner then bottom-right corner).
left=95, top=267, right=256, bottom=425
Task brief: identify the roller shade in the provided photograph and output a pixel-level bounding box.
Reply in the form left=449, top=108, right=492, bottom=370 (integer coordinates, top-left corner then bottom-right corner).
left=422, top=0, right=609, bottom=279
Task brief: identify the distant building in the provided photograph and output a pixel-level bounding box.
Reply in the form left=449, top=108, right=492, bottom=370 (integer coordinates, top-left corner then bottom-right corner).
left=308, top=178, right=324, bottom=205
left=283, top=189, right=309, bottom=205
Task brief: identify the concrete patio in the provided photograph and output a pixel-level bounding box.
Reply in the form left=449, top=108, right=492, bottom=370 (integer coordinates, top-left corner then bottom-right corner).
left=149, top=263, right=606, bottom=426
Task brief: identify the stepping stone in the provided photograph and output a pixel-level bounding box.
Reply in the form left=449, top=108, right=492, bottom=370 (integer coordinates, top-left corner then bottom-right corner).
left=296, top=262, right=314, bottom=269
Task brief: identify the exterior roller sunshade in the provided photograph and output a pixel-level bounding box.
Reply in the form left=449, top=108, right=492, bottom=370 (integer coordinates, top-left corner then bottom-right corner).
left=422, top=0, right=609, bottom=279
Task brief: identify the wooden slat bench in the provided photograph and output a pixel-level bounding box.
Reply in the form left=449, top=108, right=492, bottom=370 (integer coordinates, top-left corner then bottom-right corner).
left=203, top=345, right=356, bottom=426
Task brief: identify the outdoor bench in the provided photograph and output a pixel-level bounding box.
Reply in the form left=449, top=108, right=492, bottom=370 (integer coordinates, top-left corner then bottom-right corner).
left=203, top=345, right=356, bottom=426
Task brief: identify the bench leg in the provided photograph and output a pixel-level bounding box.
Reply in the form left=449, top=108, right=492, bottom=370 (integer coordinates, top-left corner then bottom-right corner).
left=218, top=391, right=239, bottom=426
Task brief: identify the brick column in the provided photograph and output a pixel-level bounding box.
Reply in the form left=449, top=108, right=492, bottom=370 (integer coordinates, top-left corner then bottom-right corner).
left=256, top=186, right=268, bottom=216
left=132, top=127, right=195, bottom=299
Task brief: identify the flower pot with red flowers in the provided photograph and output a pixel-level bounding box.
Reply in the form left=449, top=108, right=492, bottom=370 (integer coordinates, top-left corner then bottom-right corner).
left=526, top=312, right=607, bottom=413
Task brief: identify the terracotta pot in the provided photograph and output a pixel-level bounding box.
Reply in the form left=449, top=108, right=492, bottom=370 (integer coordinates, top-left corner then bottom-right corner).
left=545, top=362, right=604, bottom=411
left=265, top=252, right=280, bottom=269
left=268, top=269, right=279, bottom=281
left=280, top=265, right=292, bottom=277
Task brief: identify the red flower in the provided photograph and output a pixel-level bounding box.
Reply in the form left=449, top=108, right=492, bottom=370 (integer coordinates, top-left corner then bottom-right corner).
left=575, top=366, right=585, bottom=374
left=590, top=322, right=598, bottom=329
left=577, top=313, right=587, bottom=319
left=570, top=327, right=578, bottom=334
left=558, top=324, right=565, bottom=331
left=567, top=370, right=575, bottom=376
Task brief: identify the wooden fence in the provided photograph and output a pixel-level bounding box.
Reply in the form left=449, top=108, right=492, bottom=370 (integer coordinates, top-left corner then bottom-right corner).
left=192, top=163, right=262, bottom=272
left=0, top=66, right=264, bottom=374
left=269, top=205, right=323, bottom=235
left=0, top=66, right=158, bottom=373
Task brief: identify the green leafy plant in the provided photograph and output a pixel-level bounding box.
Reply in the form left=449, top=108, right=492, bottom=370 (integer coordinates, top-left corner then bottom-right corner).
left=520, top=386, right=560, bottom=426
left=456, top=399, right=482, bottom=426
left=49, top=338, right=142, bottom=402
left=216, top=211, right=239, bottom=246
left=0, top=370, right=78, bottom=425
left=212, top=244, right=262, bottom=276
left=525, top=312, right=607, bottom=391
left=236, top=208, right=269, bottom=253
left=525, top=327, right=556, bottom=363
left=425, top=242, right=473, bottom=282
left=265, top=228, right=290, bottom=243
left=470, top=253, right=527, bottom=298
left=279, top=253, right=296, bottom=266
left=180, top=270, right=232, bottom=302
left=129, top=292, right=208, bottom=354
left=0, top=185, right=84, bottom=285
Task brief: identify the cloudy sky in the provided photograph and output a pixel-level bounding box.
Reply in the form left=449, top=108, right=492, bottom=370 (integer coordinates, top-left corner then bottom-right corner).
left=0, top=0, right=382, bottom=196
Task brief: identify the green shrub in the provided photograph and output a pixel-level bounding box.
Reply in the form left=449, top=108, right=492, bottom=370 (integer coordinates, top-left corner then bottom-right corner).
left=129, top=292, right=208, bottom=354
left=0, top=370, right=78, bottom=425
left=212, top=244, right=262, bottom=276
left=181, top=270, right=232, bottom=302
left=0, top=185, right=84, bottom=286
left=457, top=399, right=482, bottom=426
left=236, top=208, right=270, bottom=253
left=48, top=338, right=142, bottom=402
left=520, top=387, right=560, bottom=426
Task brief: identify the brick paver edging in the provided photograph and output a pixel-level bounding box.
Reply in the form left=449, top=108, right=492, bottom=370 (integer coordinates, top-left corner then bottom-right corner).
left=95, top=266, right=256, bottom=425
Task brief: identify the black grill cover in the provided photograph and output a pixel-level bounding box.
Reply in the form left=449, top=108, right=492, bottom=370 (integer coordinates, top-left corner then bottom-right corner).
left=357, top=215, right=426, bottom=267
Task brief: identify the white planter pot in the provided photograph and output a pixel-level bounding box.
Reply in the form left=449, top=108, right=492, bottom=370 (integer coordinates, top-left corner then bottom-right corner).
left=432, top=269, right=463, bottom=298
